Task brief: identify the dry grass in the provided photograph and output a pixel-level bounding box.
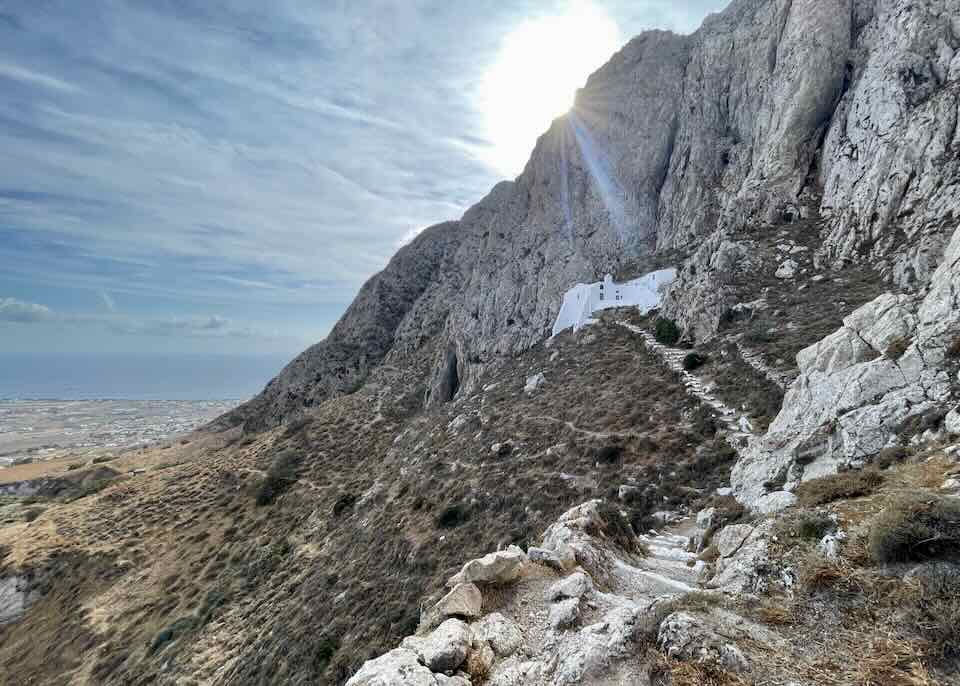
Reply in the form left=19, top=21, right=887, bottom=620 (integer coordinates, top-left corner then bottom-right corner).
left=658, top=658, right=749, bottom=686
left=795, top=470, right=884, bottom=506
left=801, top=637, right=934, bottom=686
left=754, top=600, right=794, bottom=625
left=867, top=493, right=960, bottom=563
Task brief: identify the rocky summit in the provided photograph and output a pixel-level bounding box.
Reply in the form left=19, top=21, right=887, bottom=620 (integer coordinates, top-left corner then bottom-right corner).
left=3, top=0, right=960, bottom=684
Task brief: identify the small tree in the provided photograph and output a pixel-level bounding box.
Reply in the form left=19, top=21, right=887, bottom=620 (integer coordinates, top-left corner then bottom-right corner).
left=654, top=318, right=681, bottom=346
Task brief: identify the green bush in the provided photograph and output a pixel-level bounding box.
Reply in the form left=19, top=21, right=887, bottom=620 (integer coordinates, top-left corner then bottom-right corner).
left=653, top=318, right=681, bottom=346
left=868, top=494, right=960, bottom=563
left=436, top=503, right=470, bottom=529
left=682, top=352, right=708, bottom=371
left=794, top=470, right=883, bottom=506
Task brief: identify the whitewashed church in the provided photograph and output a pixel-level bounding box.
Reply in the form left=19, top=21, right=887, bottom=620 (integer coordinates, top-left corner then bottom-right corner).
left=551, top=268, right=676, bottom=336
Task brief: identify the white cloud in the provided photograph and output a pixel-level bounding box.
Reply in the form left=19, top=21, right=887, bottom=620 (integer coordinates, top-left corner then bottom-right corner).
left=0, top=297, right=55, bottom=323
left=0, top=62, right=79, bottom=93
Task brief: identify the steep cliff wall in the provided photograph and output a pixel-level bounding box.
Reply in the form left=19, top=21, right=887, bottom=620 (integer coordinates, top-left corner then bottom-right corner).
left=231, top=0, right=960, bottom=430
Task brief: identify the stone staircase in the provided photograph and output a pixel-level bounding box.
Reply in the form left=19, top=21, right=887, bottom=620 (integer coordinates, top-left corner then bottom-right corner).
left=617, top=322, right=752, bottom=440
left=735, top=340, right=793, bottom=390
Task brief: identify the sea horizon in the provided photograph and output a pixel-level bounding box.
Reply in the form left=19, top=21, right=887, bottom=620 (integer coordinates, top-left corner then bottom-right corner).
left=0, top=351, right=290, bottom=402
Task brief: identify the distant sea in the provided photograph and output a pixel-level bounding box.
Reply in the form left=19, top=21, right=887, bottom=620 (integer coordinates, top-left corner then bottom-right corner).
left=0, top=352, right=290, bottom=401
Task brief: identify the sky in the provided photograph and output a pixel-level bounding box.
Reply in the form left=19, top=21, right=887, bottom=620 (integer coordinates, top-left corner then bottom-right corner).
left=0, top=0, right=728, bottom=356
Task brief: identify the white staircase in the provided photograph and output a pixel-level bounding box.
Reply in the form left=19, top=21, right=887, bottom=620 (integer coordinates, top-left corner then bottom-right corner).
left=618, top=322, right=751, bottom=440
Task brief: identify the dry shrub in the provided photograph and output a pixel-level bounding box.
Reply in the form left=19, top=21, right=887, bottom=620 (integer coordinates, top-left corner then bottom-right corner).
left=854, top=637, right=933, bottom=686
left=755, top=600, right=794, bottom=625
left=774, top=510, right=835, bottom=542
left=795, top=470, right=884, bottom=506
left=946, top=334, right=960, bottom=359
left=867, top=494, right=960, bottom=563
left=798, top=553, right=867, bottom=595
left=663, top=660, right=749, bottom=686
left=885, top=337, right=911, bottom=361
left=901, top=565, right=960, bottom=660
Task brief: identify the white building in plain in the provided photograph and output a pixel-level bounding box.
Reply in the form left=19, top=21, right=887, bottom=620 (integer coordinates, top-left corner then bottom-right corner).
left=551, top=268, right=676, bottom=336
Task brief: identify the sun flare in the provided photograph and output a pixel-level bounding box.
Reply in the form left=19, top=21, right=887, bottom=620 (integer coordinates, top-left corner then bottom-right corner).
left=479, top=1, right=621, bottom=177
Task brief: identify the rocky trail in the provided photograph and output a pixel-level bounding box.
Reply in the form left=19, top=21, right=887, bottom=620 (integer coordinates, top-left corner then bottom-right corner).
left=347, top=502, right=716, bottom=686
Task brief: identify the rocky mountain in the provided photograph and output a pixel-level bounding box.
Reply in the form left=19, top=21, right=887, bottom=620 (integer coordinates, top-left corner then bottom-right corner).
left=3, top=0, right=960, bottom=685
left=227, top=0, right=959, bottom=433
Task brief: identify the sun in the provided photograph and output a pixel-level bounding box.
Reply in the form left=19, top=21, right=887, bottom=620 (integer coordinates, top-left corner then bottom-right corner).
left=479, top=1, right=622, bottom=177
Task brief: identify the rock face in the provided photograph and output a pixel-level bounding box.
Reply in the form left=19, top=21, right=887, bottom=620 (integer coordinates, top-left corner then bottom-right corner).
left=223, top=0, right=960, bottom=432
left=732, top=224, right=960, bottom=508
left=0, top=577, right=30, bottom=625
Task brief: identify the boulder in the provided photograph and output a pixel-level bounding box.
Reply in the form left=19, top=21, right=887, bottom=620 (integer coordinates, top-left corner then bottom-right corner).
left=712, top=524, right=753, bottom=559
left=345, top=648, right=442, bottom=686
left=523, top=372, right=546, bottom=394
left=434, top=583, right=482, bottom=621
left=946, top=407, right=960, bottom=435
left=708, top=521, right=774, bottom=593
left=448, top=548, right=527, bottom=587
left=547, top=571, right=592, bottom=601
left=754, top=491, right=797, bottom=514
left=527, top=546, right=568, bottom=572
left=549, top=598, right=581, bottom=630
left=401, top=619, right=471, bottom=673
left=658, top=611, right=750, bottom=672
left=473, top=613, right=522, bottom=657
left=775, top=259, right=798, bottom=279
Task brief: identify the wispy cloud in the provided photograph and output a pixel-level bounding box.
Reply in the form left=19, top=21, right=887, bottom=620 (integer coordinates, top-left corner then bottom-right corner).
left=1, top=295, right=280, bottom=341
left=0, top=62, right=79, bottom=93
left=99, top=289, right=116, bottom=312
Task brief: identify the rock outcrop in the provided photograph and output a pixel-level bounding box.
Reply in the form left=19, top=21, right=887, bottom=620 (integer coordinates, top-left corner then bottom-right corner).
left=224, top=0, right=960, bottom=432
left=732, top=223, right=960, bottom=509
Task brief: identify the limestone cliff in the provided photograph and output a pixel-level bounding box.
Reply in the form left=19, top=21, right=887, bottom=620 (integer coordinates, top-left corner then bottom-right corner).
left=228, top=0, right=960, bottom=431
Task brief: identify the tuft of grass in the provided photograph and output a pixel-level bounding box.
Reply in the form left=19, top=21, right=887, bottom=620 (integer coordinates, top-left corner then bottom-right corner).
left=794, top=470, right=884, bottom=506
left=867, top=494, right=960, bottom=563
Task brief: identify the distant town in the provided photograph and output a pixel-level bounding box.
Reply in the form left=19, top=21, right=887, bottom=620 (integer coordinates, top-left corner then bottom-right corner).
left=0, top=399, right=238, bottom=467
